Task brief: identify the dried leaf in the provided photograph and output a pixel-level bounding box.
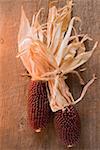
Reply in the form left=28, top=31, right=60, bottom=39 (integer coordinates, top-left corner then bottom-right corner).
left=47, top=6, right=57, bottom=47
left=18, top=7, right=32, bottom=46
left=56, top=17, right=81, bottom=66
left=50, top=23, right=62, bottom=54
left=17, top=2, right=97, bottom=112
left=61, top=42, right=98, bottom=74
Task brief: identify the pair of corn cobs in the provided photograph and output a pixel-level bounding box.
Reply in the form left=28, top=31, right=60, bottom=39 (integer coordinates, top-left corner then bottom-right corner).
left=28, top=80, right=81, bottom=147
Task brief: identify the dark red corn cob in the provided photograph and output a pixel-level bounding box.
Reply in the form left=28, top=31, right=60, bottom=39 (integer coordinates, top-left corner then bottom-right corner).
left=54, top=105, right=81, bottom=147
left=28, top=80, right=51, bottom=132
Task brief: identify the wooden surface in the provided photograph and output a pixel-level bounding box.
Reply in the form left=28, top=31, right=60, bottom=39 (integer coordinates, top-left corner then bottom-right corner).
left=0, top=0, right=100, bottom=149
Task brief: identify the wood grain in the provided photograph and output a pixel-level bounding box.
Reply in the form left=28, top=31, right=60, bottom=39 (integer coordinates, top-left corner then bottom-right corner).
left=0, top=0, right=100, bottom=150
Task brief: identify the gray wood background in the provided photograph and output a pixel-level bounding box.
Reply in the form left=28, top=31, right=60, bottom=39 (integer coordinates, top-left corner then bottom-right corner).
left=0, top=0, right=100, bottom=149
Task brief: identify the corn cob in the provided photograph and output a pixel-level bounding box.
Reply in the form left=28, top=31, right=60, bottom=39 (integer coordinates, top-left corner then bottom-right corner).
left=54, top=105, right=81, bottom=147
left=28, top=80, right=51, bottom=132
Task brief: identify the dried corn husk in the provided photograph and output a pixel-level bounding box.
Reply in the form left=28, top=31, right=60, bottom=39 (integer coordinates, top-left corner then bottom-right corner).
left=17, top=0, right=98, bottom=112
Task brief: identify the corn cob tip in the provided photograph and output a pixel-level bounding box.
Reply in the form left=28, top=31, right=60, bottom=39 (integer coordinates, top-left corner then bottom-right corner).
left=35, top=128, right=41, bottom=133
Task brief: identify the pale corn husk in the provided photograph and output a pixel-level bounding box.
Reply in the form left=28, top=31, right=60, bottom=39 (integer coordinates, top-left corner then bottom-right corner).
left=17, top=1, right=98, bottom=112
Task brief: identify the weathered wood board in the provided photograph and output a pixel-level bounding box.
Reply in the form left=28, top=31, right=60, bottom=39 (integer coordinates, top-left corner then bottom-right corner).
left=0, top=0, right=100, bottom=150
